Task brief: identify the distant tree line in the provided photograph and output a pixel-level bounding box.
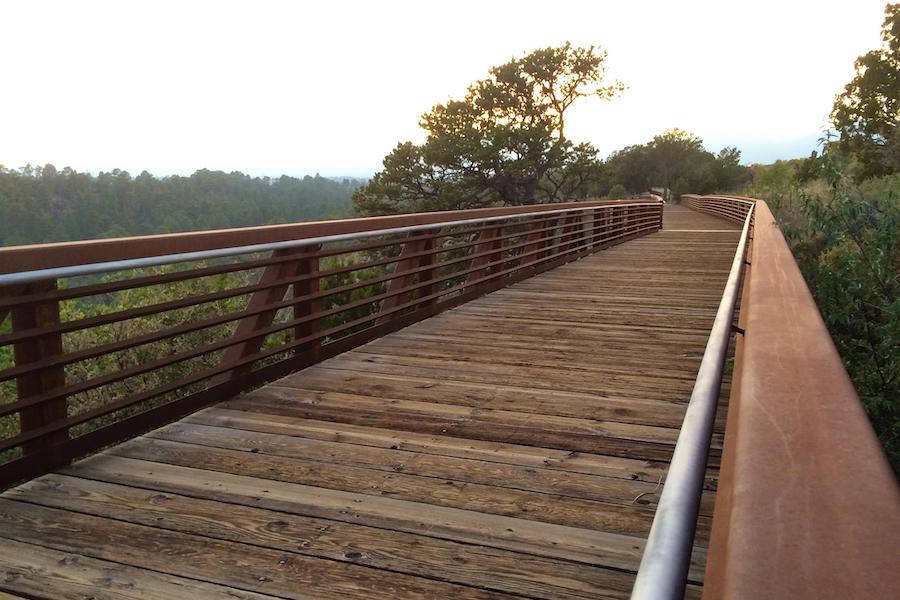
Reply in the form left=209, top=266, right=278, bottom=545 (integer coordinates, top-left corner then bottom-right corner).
left=0, top=166, right=361, bottom=246
left=596, top=129, right=750, bottom=200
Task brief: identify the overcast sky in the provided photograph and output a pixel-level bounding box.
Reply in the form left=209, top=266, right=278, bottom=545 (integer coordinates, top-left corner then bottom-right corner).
left=0, top=0, right=888, bottom=177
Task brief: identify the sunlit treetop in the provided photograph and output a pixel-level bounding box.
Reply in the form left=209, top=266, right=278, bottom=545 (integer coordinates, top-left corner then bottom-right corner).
left=831, top=3, right=899, bottom=177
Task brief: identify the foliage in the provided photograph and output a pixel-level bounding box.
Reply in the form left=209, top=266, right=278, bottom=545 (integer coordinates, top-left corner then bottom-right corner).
left=0, top=252, right=394, bottom=463
left=831, top=3, right=899, bottom=179
left=0, top=264, right=252, bottom=462
left=601, top=129, right=750, bottom=199
left=0, top=165, right=361, bottom=246
left=746, top=159, right=801, bottom=210
left=738, top=5, right=900, bottom=474
left=353, top=43, right=623, bottom=215
left=781, top=172, right=900, bottom=473
left=607, top=183, right=628, bottom=199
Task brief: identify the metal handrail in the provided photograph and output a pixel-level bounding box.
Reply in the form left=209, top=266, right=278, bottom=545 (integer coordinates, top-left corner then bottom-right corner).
left=630, top=204, right=754, bottom=599
left=0, top=201, right=660, bottom=287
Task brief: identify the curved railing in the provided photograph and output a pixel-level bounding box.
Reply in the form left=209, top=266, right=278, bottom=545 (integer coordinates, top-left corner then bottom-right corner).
left=0, top=198, right=663, bottom=487
left=680, top=194, right=753, bottom=223
left=669, top=195, right=899, bottom=600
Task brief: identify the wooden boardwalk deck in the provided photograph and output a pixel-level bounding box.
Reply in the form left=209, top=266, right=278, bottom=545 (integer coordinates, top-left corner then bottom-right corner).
left=0, top=205, right=741, bottom=600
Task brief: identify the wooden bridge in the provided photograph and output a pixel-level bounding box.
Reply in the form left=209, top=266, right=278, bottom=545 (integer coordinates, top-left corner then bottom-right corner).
left=0, top=198, right=896, bottom=599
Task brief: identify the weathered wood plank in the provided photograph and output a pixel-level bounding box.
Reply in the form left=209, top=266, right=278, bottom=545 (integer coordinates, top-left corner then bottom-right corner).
left=58, top=453, right=711, bottom=579
left=104, top=436, right=703, bottom=538
left=225, top=390, right=723, bottom=466
left=147, top=421, right=717, bottom=515
left=8, top=474, right=643, bottom=599
left=0, top=536, right=285, bottom=600
left=0, top=498, right=525, bottom=600
left=187, top=407, right=674, bottom=482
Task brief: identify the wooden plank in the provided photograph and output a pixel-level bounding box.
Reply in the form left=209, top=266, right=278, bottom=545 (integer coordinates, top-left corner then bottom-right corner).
left=239, top=385, right=691, bottom=446
left=9, top=473, right=644, bottom=599
left=0, top=498, right=525, bottom=600
left=186, top=406, right=676, bottom=483
left=257, top=366, right=702, bottom=429
left=304, top=358, right=703, bottom=403
left=0, top=537, right=282, bottom=600
left=56, top=453, right=711, bottom=579
left=224, top=390, right=722, bottom=466
left=147, top=421, right=717, bottom=515
left=104, top=436, right=702, bottom=539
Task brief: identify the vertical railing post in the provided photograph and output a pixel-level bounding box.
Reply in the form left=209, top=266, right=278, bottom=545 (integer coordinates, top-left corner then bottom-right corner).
left=523, top=217, right=548, bottom=266
left=550, top=216, right=568, bottom=256
left=469, top=222, right=505, bottom=286
left=565, top=213, right=582, bottom=254
left=599, top=207, right=610, bottom=246
left=583, top=209, right=596, bottom=249
left=416, top=234, right=437, bottom=310
left=543, top=216, right=561, bottom=258
left=291, top=244, right=322, bottom=363
left=215, top=245, right=315, bottom=383
left=8, top=280, right=68, bottom=455
left=562, top=213, right=578, bottom=254
left=380, top=231, right=437, bottom=316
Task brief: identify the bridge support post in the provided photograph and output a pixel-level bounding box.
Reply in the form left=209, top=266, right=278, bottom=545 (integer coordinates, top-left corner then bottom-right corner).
left=380, top=231, right=437, bottom=317
left=470, top=223, right=505, bottom=287
left=215, top=245, right=319, bottom=382
left=7, top=281, right=68, bottom=455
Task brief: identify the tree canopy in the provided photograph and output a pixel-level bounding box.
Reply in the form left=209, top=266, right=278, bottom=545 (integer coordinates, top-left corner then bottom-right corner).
left=600, top=129, right=749, bottom=200
left=353, top=43, right=624, bottom=215
left=831, top=3, right=899, bottom=178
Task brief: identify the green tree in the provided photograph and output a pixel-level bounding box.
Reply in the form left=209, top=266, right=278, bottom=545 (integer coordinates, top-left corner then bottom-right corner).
left=713, top=146, right=751, bottom=190
left=831, top=3, right=899, bottom=178
left=607, top=183, right=628, bottom=199
left=645, top=128, right=710, bottom=194
left=602, top=129, right=747, bottom=200
left=353, top=43, right=624, bottom=215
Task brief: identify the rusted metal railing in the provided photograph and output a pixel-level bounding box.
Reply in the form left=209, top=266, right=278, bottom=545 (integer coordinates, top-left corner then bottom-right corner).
left=0, top=198, right=663, bottom=487
left=672, top=195, right=899, bottom=600
left=680, top=195, right=754, bottom=223
left=632, top=197, right=754, bottom=600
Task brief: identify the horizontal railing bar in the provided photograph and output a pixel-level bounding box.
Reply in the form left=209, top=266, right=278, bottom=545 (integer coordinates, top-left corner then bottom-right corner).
left=0, top=221, right=660, bottom=451
left=0, top=199, right=654, bottom=274
left=0, top=210, right=657, bottom=347
left=630, top=203, right=753, bottom=600
left=0, top=219, right=658, bottom=422
left=0, top=202, right=658, bottom=286
left=0, top=213, right=643, bottom=379
left=0, top=209, right=586, bottom=311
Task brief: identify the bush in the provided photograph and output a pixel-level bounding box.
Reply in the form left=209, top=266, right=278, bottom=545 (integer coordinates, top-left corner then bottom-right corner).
left=607, top=184, right=628, bottom=199
left=783, top=174, right=900, bottom=474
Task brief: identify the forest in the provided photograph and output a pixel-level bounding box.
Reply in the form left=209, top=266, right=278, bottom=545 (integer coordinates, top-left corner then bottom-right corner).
left=0, top=167, right=360, bottom=246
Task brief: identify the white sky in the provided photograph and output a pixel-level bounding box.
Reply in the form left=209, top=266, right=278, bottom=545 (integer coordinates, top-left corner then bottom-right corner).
left=0, top=0, right=888, bottom=176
